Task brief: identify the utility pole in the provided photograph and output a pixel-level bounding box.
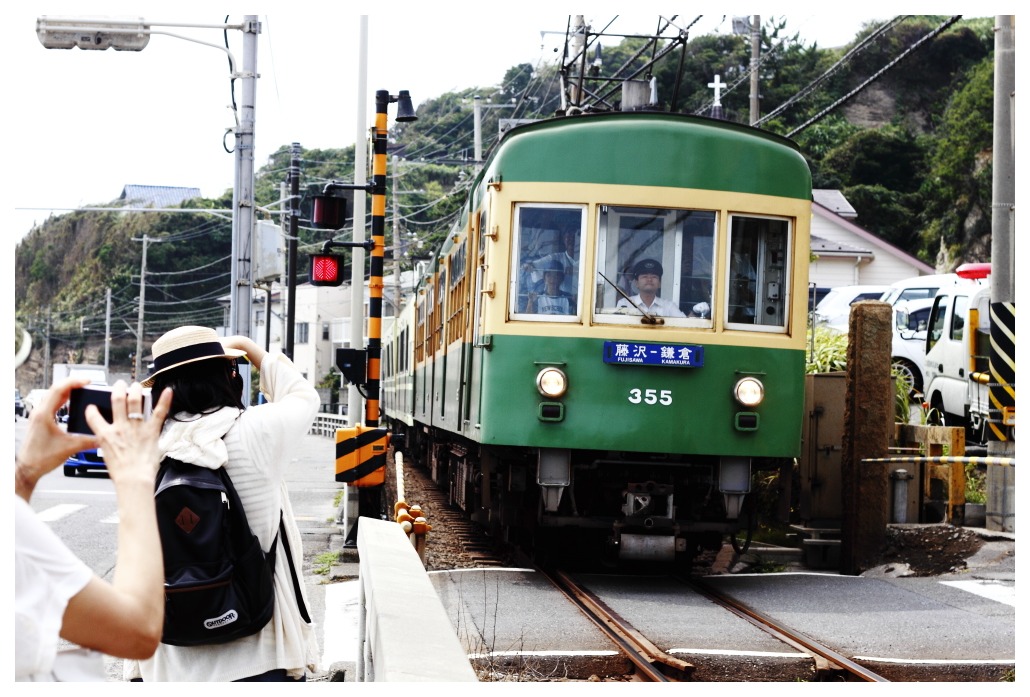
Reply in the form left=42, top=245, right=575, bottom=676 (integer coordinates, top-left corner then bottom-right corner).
left=43, top=307, right=51, bottom=385
left=230, top=16, right=259, bottom=345
left=104, top=287, right=111, bottom=373
left=749, top=15, right=761, bottom=125
left=286, top=142, right=300, bottom=360
left=986, top=14, right=1015, bottom=532
left=472, top=96, right=516, bottom=163
left=134, top=235, right=148, bottom=380
left=348, top=17, right=369, bottom=426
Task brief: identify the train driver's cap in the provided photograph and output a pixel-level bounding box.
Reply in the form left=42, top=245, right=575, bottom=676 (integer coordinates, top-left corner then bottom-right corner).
left=632, top=258, right=663, bottom=278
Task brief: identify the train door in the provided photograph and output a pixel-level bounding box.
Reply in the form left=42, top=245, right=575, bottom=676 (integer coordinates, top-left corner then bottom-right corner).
left=467, top=209, right=489, bottom=429
left=435, top=269, right=448, bottom=422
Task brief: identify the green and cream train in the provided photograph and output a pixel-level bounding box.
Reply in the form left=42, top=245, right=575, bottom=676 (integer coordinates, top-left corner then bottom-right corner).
left=381, top=110, right=812, bottom=565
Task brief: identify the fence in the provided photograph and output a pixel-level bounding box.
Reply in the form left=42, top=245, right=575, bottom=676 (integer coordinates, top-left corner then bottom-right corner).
left=311, top=412, right=347, bottom=438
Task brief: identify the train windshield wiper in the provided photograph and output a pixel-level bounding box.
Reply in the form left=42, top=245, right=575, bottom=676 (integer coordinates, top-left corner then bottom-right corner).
left=597, top=272, right=663, bottom=325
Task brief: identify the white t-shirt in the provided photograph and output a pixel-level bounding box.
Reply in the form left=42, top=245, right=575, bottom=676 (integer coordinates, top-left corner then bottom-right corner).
left=15, top=494, right=96, bottom=681
left=616, top=294, right=686, bottom=317
left=535, top=293, right=573, bottom=315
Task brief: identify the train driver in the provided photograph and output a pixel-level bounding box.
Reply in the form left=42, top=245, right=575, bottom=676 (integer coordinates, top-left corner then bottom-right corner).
left=616, top=259, right=686, bottom=317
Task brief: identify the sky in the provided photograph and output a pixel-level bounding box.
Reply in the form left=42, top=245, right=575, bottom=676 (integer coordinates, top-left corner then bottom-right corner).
left=3, top=2, right=938, bottom=246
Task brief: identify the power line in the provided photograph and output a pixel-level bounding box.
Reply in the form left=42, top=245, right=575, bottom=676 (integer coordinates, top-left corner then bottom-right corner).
left=787, top=16, right=962, bottom=138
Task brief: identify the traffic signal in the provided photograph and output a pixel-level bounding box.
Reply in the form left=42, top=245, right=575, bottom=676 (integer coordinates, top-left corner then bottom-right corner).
left=311, top=193, right=349, bottom=229
left=309, top=253, right=345, bottom=287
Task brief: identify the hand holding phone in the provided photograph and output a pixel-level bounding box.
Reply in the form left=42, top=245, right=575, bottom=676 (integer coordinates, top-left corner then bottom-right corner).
left=68, top=385, right=153, bottom=435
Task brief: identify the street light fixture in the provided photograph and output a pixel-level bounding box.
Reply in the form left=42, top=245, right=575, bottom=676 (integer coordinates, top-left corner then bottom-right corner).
left=37, top=16, right=150, bottom=51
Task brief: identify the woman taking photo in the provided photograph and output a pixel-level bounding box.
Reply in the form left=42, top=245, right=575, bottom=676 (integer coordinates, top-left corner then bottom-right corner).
left=127, top=326, right=320, bottom=682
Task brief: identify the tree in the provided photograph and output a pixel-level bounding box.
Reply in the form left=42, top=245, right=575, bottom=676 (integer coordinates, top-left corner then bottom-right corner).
left=917, top=56, right=995, bottom=265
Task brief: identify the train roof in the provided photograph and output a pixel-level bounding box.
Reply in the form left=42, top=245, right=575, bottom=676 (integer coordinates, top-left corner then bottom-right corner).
left=472, top=110, right=812, bottom=202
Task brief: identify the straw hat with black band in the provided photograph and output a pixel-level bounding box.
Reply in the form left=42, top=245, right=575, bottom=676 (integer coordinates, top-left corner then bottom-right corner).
left=141, top=326, right=247, bottom=387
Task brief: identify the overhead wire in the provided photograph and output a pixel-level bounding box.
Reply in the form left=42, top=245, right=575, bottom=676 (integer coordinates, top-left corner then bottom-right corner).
left=787, top=15, right=962, bottom=137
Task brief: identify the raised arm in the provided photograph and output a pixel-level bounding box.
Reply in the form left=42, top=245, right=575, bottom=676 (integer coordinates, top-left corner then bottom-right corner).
left=58, top=382, right=173, bottom=659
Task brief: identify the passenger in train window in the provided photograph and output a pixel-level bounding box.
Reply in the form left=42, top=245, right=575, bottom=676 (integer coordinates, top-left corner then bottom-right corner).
left=525, top=260, right=574, bottom=315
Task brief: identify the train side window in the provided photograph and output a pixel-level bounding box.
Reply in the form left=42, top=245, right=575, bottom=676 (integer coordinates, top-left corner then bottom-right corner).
left=725, top=215, right=790, bottom=332
left=510, top=204, right=584, bottom=322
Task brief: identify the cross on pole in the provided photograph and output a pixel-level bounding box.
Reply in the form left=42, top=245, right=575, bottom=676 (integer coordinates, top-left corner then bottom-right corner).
left=708, top=74, right=725, bottom=107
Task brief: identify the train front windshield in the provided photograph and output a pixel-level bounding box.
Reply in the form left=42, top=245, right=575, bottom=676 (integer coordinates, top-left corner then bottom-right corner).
left=509, top=203, right=791, bottom=330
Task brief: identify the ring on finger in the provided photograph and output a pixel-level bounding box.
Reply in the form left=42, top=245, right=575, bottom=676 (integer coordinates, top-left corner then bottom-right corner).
left=127, top=413, right=145, bottom=421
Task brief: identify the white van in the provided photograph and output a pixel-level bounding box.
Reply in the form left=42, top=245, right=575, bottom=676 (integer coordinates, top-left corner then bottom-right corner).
left=922, top=263, right=993, bottom=442
left=880, top=273, right=960, bottom=306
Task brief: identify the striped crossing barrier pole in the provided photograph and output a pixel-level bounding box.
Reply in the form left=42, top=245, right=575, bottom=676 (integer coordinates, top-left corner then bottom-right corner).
left=988, top=301, right=1015, bottom=442
left=335, top=91, right=417, bottom=522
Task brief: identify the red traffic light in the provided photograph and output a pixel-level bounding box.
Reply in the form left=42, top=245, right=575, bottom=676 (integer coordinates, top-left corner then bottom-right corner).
left=309, top=253, right=345, bottom=287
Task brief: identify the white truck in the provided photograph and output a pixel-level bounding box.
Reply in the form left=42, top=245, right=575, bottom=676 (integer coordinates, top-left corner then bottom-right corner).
left=922, top=263, right=995, bottom=443
left=52, top=363, right=108, bottom=386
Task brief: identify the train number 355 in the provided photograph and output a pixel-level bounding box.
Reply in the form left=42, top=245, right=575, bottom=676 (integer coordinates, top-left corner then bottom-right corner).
left=628, top=388, right=673, bottom=405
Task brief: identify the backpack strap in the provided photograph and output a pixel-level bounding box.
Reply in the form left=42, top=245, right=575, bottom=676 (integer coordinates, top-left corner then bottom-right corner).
left=279, top=513, right=311, bottom=623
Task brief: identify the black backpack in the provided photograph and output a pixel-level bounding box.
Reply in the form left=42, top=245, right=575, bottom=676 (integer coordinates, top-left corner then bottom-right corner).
left=154, top=457, right=279, bottom=646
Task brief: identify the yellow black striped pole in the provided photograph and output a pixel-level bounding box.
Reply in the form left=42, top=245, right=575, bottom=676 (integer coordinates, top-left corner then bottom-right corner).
left=989, top=301, right=1016, bottom=442
left=334, top=91, right=418, bottom=497
left=366, top=89, right=389, bottom=428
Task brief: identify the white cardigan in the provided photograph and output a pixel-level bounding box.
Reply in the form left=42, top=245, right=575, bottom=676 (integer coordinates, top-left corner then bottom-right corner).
left=126, top=352, right=321, bottom=681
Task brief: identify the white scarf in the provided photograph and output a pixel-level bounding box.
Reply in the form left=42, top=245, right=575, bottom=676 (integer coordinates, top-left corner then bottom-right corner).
left=158, top=406, right=242, bottom=469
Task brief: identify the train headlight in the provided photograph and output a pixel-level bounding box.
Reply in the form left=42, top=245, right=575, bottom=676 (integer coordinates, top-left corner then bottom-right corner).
left=536, top=367, right=568, bottom=398
left=733, top=377, right=764, bottom=407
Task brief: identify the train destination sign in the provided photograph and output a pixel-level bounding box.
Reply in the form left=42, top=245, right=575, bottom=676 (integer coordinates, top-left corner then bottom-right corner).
left=602, top=341, right=704, bottom=368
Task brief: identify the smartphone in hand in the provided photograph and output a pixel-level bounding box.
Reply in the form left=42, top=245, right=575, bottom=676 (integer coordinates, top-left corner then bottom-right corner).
left=67, top=385, right=152, bottom=435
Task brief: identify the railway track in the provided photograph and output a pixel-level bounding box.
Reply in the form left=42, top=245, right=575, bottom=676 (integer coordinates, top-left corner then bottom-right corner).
left=545, top=569, right=890, bottom=682
left=679, top=576, right=889, bottom=682
left=396, top=450, right=892, bottom=682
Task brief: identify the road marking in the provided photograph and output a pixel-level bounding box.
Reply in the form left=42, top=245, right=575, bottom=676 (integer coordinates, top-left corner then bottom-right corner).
left=36, top=504, right=87, bottom=522
left=940, top=579, right=1016, bottom=607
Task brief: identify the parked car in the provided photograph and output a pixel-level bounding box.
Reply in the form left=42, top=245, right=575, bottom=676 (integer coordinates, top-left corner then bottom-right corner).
left=812, top=284, right=890, bottom=332
left=15, top=389, right=25, bottom=418
left=879, top=273, right=960, bottom=306
left=22, top=388, right=50, bottom=418
left=891, top=297, right=935, bottom=399
left=807, top=285, right=832, bottom=312
left=64, top=448, right=108, bottom=478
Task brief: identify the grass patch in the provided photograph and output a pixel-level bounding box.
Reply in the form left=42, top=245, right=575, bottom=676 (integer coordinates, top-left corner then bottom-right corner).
left=965, top=463, right=987, bottom=504
left=313, top=551, right=340, bottom=576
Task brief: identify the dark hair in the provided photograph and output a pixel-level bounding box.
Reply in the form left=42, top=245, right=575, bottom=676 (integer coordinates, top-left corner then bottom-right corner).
left=152, top=357, right=244, bottom=420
